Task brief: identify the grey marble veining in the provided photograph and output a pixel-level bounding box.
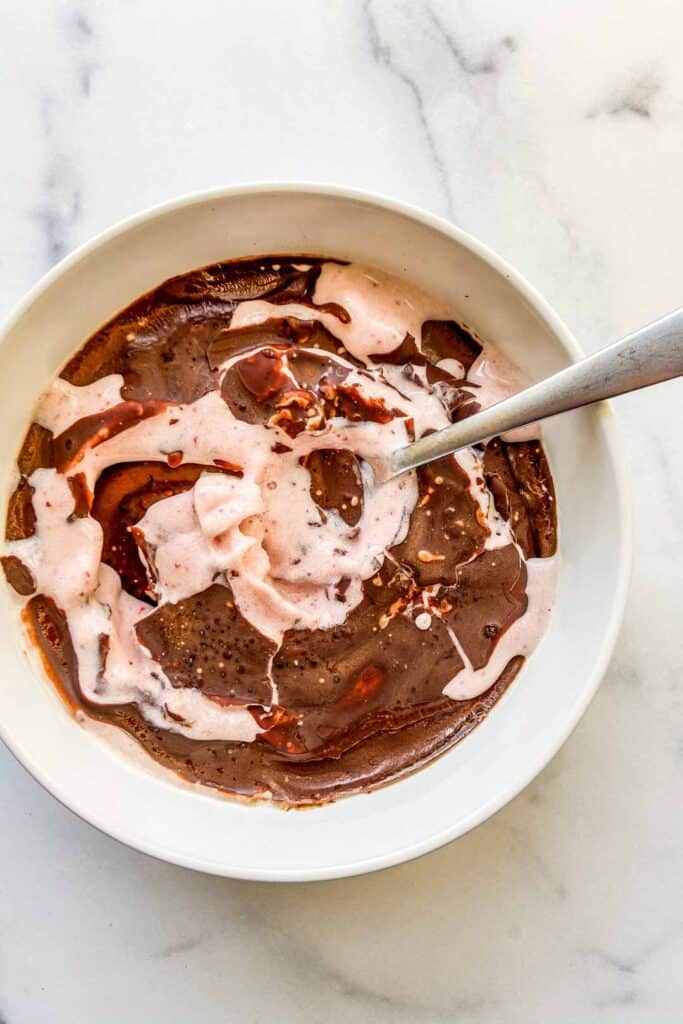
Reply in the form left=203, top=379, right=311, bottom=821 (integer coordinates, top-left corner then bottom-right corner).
left=364, top=0, right=456, bottom=217
left=1, top=1, right=682, bottom=1021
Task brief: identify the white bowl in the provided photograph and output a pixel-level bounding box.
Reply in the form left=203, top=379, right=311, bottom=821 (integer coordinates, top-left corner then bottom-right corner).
left=0, top=185, right=631, bottom=880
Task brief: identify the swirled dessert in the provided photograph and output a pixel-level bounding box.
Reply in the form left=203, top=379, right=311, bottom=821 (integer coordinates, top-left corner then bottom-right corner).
left=2, top=257, right=557, bottom=805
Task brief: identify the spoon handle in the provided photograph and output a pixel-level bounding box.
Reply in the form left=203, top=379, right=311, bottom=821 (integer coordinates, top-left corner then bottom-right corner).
left=387, top=307, right=683, bottom=478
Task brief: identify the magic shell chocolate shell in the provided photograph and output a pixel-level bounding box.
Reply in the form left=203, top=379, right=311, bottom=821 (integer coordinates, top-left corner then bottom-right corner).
left=3, top=257, right=557, bottom=805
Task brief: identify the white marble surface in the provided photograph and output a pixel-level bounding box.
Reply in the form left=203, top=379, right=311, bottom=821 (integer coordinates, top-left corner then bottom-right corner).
left=1, top=1, right=682, bottom=1020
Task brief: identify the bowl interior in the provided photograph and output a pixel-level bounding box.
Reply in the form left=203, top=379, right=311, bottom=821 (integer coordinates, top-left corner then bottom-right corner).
left=0, top=187, right=629, bottom=880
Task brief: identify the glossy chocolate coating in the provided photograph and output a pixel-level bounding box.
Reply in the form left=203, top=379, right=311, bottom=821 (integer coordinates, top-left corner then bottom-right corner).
left=5, top=256, right=557, bottom=806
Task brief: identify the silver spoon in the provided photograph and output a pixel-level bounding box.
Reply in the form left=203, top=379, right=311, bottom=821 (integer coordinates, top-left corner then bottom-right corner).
left=373, top=308, right=683, bottom=482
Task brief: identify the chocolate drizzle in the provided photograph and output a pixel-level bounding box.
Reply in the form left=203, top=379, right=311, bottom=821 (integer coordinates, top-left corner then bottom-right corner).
left=390, top=456, right=488, bottom=585
left=305, top=449, right=364, bottom=527
left=53, top=401, right=167, bottom=473
left=1, top=555, right=35, bottom=595
left=441, top=546, right=528, bottom=669
left=91, top=461, right=220, bottom=602
left=220, top=341, right=397, bottom=438
left=5, top=477, right=36, bottom=541
left=136, top=582, right=277, bottom=706
left=483, top=438, right=557, bottom=558
left=421, top=319, right=482, bottom=369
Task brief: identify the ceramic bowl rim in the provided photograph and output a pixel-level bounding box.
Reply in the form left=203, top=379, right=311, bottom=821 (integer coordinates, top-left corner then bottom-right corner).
left=0, top=182, right=632, bottom=880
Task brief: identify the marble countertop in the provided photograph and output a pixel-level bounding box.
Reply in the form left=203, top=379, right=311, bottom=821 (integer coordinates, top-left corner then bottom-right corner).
left=1, top=1, right=682, bottom=1021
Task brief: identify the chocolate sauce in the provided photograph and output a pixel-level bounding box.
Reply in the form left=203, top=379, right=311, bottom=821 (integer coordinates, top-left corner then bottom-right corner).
left=91, top=461, right=220, bottom=601
left=136, top=582, right=277, bottom=706
left=4, top=256, right=557, bottom=806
